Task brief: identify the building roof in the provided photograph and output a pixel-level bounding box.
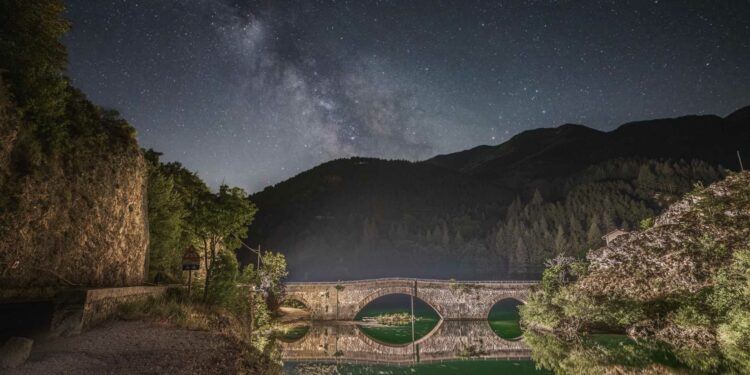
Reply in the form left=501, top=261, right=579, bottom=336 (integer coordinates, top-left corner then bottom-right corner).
left=602, top=229, right=628, bottom=244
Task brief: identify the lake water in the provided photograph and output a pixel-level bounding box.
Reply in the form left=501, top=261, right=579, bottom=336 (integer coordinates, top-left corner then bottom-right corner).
left=284, top=360, right=547, bottom=374
left=278, top=293, right=714, bottom=374
left=280, top=294, right=550, bottom=374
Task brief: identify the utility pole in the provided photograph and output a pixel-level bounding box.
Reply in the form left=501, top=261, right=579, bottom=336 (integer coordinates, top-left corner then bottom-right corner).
left=411, top=279, right=417, bottom=362
left=187, top=269, right=192, bottom=297
left=248, top=286, right=254, bottom=336
left=231, top=234, right=263, bottom=270
left=738, top=150, right=745, bottom=171
left=230, top=235, right=262, bottom=336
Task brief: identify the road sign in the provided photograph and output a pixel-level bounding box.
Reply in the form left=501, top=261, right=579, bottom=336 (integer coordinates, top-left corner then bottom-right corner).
left=182, top=247, right=200, bottom=271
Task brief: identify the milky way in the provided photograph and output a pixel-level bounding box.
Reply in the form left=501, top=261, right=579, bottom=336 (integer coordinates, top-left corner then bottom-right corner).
left=64, top=0, right=750, bottom=192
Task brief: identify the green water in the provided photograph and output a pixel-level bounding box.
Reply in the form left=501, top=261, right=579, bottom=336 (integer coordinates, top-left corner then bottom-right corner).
left=488, top=299, right=523, bottom=340
left=354, top=305, right=441, bottom=345
left=279, top=325, right=310, bottom=341
left=282, top=296, right=543, bottom=373
left=285, top=359, right=550, bottom=374
left=354, top=297, right=524, bottom=345
left=584, top=334, right=683, bottom=369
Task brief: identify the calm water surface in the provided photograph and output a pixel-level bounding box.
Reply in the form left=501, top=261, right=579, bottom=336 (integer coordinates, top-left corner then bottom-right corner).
left=284, top=359, right=549, bottom=374
left=280, top=294, right=547, bottom=374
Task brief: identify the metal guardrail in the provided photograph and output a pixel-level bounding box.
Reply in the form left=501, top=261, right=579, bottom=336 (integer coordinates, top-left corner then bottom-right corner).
left=284, top=277, right=540, bottom=286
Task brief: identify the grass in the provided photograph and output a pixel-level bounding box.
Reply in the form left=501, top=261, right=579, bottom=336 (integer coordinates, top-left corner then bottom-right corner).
left=116, top=290, right=284, bottom=374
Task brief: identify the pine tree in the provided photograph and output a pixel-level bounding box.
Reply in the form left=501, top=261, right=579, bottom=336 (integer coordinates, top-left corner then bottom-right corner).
left=586, top=215, right=602, bottom=246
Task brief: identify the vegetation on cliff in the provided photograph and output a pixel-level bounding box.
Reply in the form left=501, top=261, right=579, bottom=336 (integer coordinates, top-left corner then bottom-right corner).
left=0, top=0, right=147, bottom=287
left=520, top=172, right=750, bottom=374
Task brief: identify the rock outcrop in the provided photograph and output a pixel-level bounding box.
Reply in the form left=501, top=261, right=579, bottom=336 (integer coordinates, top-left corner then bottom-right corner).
left=580, top=172, right=750, bottom=302
left=0, top=337, right=33, bottom=369
left=0, top=82, right=149, bottom=289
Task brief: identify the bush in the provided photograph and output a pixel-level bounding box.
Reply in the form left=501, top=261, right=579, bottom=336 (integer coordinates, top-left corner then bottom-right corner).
left=205, top=250, right=240, bottom=307
left=718, top=309, right=750, bottom=374
left=639, top=217, right=654, bottom=230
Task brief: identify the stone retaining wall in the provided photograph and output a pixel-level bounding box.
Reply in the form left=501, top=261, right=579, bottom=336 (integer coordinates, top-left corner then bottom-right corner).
left=51, top=286, right=168, bottom=336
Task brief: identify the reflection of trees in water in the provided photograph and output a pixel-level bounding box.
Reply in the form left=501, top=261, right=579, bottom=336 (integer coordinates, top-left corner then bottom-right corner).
left=524, top=330, right=698, bottom=374
left=292, top=363, right=341, bottom=375
left=280, top=321, right=530, bottom=364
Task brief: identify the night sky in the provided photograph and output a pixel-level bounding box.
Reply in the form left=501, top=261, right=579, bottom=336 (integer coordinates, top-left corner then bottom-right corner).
left=64, top=1, right=750, bottom=192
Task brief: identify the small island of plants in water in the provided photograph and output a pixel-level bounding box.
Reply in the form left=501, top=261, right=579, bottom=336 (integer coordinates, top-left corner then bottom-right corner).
left=361, top=312, right=420, bottom=326
left=355, top=294, right=441, bottom=345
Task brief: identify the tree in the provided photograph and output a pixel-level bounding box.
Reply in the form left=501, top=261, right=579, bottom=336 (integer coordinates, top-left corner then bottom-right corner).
left=191, top=185, right=257, bottom=302
left=145, top=153, right=186, bottom=282
left=239, top=251, right=288, bottom=331
left=258, top=251, right=288, bottom=293
left=0, top=0, right=71, bottom=149
left=586, top=216, right=602, bottom=246
left=144, top=150, right=210, bottom=283
left=205, top=250, right=240, bottom=306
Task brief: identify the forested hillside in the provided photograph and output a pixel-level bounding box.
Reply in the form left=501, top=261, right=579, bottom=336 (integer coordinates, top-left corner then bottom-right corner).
left=243, top=110, right=748, bottom=281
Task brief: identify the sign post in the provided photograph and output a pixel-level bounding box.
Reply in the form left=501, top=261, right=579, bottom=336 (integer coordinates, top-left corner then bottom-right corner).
left=182, top=247, right=201, bottom=297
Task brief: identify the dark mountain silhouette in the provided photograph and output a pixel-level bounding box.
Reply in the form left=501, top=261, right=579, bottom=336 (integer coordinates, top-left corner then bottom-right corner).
left=240, top=108, right=749, bottom=281
left=427, top=114, right=746, bottom=199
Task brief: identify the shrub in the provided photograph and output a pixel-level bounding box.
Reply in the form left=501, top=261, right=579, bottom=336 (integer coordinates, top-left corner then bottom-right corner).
left=205, top=250, right=240, bottom=307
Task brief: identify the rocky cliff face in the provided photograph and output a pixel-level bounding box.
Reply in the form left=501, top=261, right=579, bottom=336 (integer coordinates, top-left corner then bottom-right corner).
left=580, top=172, right=750, bottom=302
left=0, top=83, right=149, bottom=288
left=0, top=80, right=18, bottom=183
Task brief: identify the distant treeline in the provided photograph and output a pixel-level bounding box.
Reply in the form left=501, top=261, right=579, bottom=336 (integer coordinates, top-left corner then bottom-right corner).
left=495, top=158, right=724, bottom=276
left=247, top=157, right=725, bottom=280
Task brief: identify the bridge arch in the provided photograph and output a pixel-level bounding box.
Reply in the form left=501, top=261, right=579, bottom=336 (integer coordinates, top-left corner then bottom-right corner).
left=280, top=294, right=315, bottom=317
left=479, top=293, right=527, bottom=321
left=276, top=324, right=311, bottom=343
left=281, top=296, right=311, bottom=309
left=354, top=288, right=444, bottom=320
left=356, top=318, right=445, bottom=349
left=485, top=297, right=525, bottom=341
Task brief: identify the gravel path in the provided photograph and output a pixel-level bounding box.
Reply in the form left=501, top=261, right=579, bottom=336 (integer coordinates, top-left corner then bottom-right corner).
left=5, top=321, right=244, bottom=374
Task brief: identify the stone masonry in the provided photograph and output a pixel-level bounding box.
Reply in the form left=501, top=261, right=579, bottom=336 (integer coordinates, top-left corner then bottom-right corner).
left=283, top=278, right=536, bottom=321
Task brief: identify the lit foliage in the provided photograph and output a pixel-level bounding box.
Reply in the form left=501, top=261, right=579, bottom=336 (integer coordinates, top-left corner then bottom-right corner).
left=521, top=172, right=750, bottom=374
left=258, top=251, right=288, bottom=293
left=190, top=184, right=257, bottom=302
left=204, top=250, right=240, bottom=306
left=145, top=150, right=190, bottom=282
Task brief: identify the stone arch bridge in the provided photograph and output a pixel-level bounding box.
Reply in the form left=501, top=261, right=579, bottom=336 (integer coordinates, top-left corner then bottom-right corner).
left=283, top=278, right=537, bottom=321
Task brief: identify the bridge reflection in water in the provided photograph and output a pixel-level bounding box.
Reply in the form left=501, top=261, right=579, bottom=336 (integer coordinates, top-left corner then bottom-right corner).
left=279, top=320, right=531, bottom=364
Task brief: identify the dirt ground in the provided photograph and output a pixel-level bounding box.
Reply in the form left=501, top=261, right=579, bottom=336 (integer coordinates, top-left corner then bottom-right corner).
left=5, top=320, right=246, bottom=374
left=277, top=307, right=310, bottom=323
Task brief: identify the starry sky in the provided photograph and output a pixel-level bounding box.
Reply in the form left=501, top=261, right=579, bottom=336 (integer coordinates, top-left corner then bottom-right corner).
left=64, top=0, right=750, bottom=192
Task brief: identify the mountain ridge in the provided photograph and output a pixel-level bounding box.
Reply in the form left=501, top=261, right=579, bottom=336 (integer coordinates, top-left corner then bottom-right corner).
left=241, top=106, right=749, bottom=281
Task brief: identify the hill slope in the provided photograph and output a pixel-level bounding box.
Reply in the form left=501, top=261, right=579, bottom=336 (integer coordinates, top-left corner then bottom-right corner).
left=242, top=108, right=749, bottom=281
left=243, top=158, right=512, bottom=280
left=427, top=113, right=747, bottom=199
